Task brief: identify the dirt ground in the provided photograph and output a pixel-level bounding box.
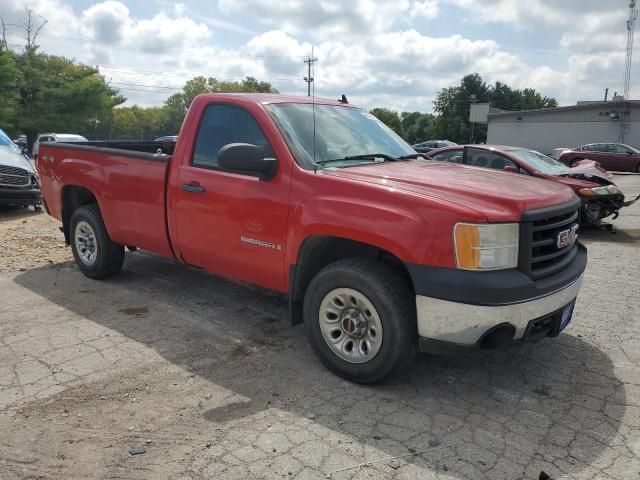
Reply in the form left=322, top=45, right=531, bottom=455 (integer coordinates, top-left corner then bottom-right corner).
left=1, top=175, right=640, bottom=480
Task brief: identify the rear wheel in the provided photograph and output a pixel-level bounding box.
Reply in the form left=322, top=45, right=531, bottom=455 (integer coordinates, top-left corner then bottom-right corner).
left=303, top=258, right=417, bottom=384
left=70, top=205, right=124, bottom=279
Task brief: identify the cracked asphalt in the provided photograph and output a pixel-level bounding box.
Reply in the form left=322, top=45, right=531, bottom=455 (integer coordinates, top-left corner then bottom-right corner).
left=1, top=174, right=639, bottom=480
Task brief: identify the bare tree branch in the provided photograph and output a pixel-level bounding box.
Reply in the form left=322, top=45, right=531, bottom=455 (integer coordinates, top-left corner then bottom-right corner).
left=14, top=7, right=48, bottom=50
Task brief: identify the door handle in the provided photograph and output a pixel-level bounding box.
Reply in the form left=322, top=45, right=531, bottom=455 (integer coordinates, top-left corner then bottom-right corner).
left=182, top=182, right=206, bottom=193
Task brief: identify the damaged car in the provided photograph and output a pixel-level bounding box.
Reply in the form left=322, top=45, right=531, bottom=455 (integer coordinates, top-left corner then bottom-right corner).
left=0, top=129, right=41, bottom=210
left=427, top=145, right=639, bottom=226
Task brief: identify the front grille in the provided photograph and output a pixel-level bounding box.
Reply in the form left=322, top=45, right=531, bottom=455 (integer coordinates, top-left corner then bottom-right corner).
left=0, top=165, right=29, bottom=187
left=519, top=199, right=581, bottom=280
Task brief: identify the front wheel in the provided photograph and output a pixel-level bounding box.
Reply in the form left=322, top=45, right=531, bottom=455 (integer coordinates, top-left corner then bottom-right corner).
left=70, top=205, right=125, bottom=279
left=303, top=258, right=417, bottom=384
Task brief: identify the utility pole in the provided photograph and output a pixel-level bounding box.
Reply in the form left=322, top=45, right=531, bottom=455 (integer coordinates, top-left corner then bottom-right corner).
left=620, top=0, right=638, bottom=142
left=303, top=48, right=317, bottom=97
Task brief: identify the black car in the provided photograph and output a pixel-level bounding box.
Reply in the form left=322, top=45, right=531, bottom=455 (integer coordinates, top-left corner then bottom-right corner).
left=412, top=140, right=457, bottom=153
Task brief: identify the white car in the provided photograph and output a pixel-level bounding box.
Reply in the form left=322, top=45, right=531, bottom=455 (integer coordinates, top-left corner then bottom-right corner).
left=551, top=147, right=571, bottom=160
left=0, top=128, right=41, bottom=209
left=33, top=133, right=87, bottom=160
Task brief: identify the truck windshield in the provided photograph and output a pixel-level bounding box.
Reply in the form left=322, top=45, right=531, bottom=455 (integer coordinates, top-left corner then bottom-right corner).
left=508, top=149, right=571, bottom=175
left=264, top=103, right=415, bottom=169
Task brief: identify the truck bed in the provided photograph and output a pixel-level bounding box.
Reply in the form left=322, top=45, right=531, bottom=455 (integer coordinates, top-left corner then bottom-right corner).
left=67, top=140, right=176, bottom=155
left=38, top=142, right=175, bottom=259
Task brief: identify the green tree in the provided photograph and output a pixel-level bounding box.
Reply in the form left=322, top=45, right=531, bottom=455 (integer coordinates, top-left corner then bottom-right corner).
left=0, top=46, right=18, bottom=130
left=161, top=75, right=279, bottom=136
left=400, top=111, right=435, bottom=144
left=431, top=73, right=558, bottom=143
left=14, top=49, right=125, bottom=148
left=370, top=108, right=404, bottom=137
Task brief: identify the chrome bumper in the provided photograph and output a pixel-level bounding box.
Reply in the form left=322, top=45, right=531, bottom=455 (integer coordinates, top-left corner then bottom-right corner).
left=415, top=274, right=584, bottom=345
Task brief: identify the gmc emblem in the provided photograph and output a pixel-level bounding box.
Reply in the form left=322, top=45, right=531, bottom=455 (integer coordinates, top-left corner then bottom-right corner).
left=557, top=224, right=579, bottom=249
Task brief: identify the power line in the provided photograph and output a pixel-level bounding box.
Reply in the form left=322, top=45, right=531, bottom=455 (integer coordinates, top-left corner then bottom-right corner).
left=4, top=28, right=307, bottom=61
left=99, top=67, right=300, bottom=82
left=109, top=81, right=183, bottom=90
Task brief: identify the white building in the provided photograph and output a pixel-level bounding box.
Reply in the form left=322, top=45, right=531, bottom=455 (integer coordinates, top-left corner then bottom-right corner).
left=480, top=101, right=640, bottom=154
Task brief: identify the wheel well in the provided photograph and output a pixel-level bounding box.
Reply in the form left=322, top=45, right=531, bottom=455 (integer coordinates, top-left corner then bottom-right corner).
left=61, top=186, right=98, bottom=244
left=288, top=236, right=415, bottom=325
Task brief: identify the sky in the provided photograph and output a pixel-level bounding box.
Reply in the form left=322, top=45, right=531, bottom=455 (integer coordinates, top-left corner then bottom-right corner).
left=1, top=0, right=637, bottom=112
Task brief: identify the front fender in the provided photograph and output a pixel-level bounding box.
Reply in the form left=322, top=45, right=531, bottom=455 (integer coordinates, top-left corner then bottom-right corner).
left=285, top=195, right=438, bottom=268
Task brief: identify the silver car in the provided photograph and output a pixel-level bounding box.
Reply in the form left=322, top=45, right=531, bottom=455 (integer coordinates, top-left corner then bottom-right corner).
left=33, top=133, right=87, bottom=160
left=0, top=129, right=41, bottom=209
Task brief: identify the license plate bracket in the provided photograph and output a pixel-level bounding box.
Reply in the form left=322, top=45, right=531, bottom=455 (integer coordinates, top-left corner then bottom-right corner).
left=559, top=302, right=575, bottom=332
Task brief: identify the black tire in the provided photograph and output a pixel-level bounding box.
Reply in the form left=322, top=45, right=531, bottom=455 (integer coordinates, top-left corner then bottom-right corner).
left=69, top=205, right=125, bottom=279
left=570, top=158, right=584, bottom=167
left=303, top=258, right=418, bottom=384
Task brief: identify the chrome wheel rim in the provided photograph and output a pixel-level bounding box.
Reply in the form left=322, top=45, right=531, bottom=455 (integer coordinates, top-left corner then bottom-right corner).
left=318, top=288, right=383, bottom=364
left=74, top=221, right=98, bottom=266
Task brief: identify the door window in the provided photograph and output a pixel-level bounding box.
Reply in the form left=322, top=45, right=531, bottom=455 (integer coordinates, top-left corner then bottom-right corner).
left=466, top=148, right=516, bottom=170
left=192, top=104, right=272, bottom=169
left=610, top=144, right=629, bottom=154
left=432, top=149, right=464, bottom=163
left=590, top=144, right=608, bottom=152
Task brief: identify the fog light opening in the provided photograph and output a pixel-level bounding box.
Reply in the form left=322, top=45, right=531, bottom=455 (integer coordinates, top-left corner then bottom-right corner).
left=479, top=323, right=516, bottom=350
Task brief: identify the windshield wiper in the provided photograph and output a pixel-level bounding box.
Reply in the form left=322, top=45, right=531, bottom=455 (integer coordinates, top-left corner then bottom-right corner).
left=315, top=153, right=400, bottom=166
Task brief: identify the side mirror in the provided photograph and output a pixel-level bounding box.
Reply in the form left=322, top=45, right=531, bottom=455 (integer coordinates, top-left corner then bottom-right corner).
left=218, top=143, right=278, bottom=180
left=503, top=165, right=519, bottom=173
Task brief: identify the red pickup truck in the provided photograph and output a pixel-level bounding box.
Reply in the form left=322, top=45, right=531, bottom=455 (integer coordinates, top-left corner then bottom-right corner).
left=38, top=94, right=587, bottom=384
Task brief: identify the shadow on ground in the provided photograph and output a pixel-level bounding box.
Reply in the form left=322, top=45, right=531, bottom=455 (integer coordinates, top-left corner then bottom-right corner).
left=0, top=205, right=41, bottom=223
left=14, top=253, right=626, bottom=479
left=580, top=226, right=640, bottom=245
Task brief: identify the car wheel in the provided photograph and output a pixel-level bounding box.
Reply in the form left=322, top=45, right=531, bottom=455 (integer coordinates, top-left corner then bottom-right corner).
left=70, top=205, right=125, bottom=279
left=303, top=258, right=418, bottom=384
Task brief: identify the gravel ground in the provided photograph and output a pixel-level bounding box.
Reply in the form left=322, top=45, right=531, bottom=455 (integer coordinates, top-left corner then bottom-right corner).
left=1, top=175, right=639, bottom=480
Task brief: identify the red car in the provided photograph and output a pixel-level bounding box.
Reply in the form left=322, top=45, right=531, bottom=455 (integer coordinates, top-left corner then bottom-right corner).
left=557, top=143, right=640, bottom=173
left=38, top=95, right=587, bottom=384
left=428, top=145, right=632, bottom=226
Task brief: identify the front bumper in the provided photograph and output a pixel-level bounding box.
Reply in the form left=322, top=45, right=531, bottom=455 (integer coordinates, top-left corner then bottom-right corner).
left=0, top=187, right=41, bottom=206
left=416, top=273, right=583, bottom=354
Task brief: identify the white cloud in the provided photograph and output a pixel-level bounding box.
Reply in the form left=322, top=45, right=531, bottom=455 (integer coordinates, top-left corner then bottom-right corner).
left=1, top=0, right=637, bottom=110
left=81, top=1, right=132, bottom=44
left=410, top=0, right=440, bottom=20
left=218, top=0, right=441, bottom=36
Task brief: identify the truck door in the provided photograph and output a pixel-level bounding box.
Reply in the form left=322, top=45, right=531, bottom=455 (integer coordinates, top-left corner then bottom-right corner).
left=169, top=103, right=290, bottom=292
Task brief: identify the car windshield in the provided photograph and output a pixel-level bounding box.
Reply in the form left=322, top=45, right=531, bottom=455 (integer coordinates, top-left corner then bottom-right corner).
left=265, top=103, right=415, bottom=169
left=0, top=129, right=22, bottom=154
left=508, top=149, right=571, bottom=175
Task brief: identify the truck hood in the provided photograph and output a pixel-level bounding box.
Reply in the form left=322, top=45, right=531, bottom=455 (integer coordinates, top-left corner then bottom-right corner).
left=0, top=146, right=35, bottom=173
left=324, top=160, right=576, bottom=222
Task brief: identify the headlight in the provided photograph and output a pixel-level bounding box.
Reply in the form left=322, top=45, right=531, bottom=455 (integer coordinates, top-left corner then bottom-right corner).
left=454, top=223, right=519, bottom=271
left=578, top=186, right=622, bottom=196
